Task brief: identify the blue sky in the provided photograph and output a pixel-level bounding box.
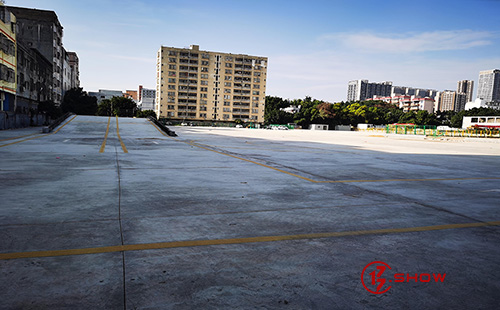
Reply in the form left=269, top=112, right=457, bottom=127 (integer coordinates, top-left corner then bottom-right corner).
left=11, top=0, right=500, bottom=102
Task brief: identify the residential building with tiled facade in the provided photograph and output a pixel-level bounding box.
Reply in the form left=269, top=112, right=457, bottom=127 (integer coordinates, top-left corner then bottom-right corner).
left=0, top=5, right=16, bottom=112
left=156, top=45, right=267, bottom=123
left=437, top=90, right=466, bottom=112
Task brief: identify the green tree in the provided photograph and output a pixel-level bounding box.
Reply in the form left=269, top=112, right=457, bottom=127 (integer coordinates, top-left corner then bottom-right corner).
left=61, top=87, right=97, bottom=115
left=96, top=99, right=112, bottom=116
left=264, top=96, right=294, bottom=124
left=111, top=96, right=137, bottom=117
left=398, top=111, right=417, bottom=124
left=38, top=100, right=62, bottom=119
left=96, top=96, right=137, bottom=117
left=293, top=97, right=323, bottom=128
left=435, top=110, right=456, bottom=126
left=414, top=110, right=439, bottom=125
left=136, top=110, right=156, bottom=118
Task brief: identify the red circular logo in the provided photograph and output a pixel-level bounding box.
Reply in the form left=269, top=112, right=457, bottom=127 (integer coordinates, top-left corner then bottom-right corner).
left=361, top=261, right=392, bottom=294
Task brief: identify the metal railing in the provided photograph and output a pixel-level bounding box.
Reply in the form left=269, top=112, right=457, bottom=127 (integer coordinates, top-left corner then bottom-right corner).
left=360, top=125, right=500, bottom=138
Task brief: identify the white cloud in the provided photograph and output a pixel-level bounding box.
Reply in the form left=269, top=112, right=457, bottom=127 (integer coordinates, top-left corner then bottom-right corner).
left=320, top=30, right=495, bottom=53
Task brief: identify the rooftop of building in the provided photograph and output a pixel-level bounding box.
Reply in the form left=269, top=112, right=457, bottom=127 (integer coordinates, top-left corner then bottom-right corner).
left=6, top=6, right=62, bottom=28
left=160, top=44, right=268, bottom=60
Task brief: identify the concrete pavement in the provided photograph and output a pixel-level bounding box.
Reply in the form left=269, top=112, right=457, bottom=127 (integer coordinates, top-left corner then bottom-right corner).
left=1, top=115, right=499, bottom=309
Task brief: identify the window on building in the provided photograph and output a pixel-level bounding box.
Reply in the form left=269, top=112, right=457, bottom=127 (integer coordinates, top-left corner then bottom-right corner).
left=252, top=91, right=259, bottom=95
left=169, top=58, right=176, bottom=63
left=200, top=87, right=208, bottom=92
left=225, top=69, right=232, bottom=74
left=168, top=78, right=176, bottom=83
left=224, top=89, right=231, bottom=93
left=201, top=74, right=209, bottom=79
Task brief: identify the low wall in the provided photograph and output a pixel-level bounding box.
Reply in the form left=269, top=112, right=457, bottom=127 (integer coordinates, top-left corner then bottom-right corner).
left=0, top=112, right=49, bottom=130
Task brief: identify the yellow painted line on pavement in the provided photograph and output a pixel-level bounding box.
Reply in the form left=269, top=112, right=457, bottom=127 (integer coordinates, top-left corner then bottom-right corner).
left=148, top=119, right=177, bottom=140
left=179, top=141, right=500, bottom=184
left=0, top=132, right=39, bottom=142
left=149, top=120, right=167, bottom=136
left=116, top=116, right=128, bottom=153
left=99, top=117, right=111, bottom=153
left=0, top=115, right=77, bottom=148
left=315, top=177, right=500, bottom=183
left=146, top=122, right=500, bottom=184
left=52, top=115, right=78, bottom=134
left=187, top=141, right=316, bottom=182
left=1, top=220, right=499, bottom=260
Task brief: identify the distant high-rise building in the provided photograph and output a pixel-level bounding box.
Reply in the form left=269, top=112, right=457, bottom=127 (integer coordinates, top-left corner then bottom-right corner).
left=438, top=91, right=466, bottom=112
left=88, top=89, right=124, bottom=104
left=67, top=51, right=80, bottom=89
left=124, top=90, right=138, bottom=102
left=138, top=86, right=155, bottom=111
left=457, top=80, right=474, bottom=102
left=477, top=69, right=500, bottom=103
left=391, top=86, right=438, bottom=98
left=156, top=45, right=268, bottom=122
left=347, top=80, right=392, bottom=101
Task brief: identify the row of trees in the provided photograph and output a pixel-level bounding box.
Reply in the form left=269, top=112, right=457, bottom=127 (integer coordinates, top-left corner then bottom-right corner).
left=56, top=87, right=156, bottom=118
left=41, top=90, right=500, bottom=127
left=264, top=96, right=500, bottom=128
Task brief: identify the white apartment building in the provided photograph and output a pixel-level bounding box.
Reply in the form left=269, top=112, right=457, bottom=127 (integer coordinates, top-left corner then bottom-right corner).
left=477, top=69, right=500, bottom=103
left=138, top=87, right=155, bottom=111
